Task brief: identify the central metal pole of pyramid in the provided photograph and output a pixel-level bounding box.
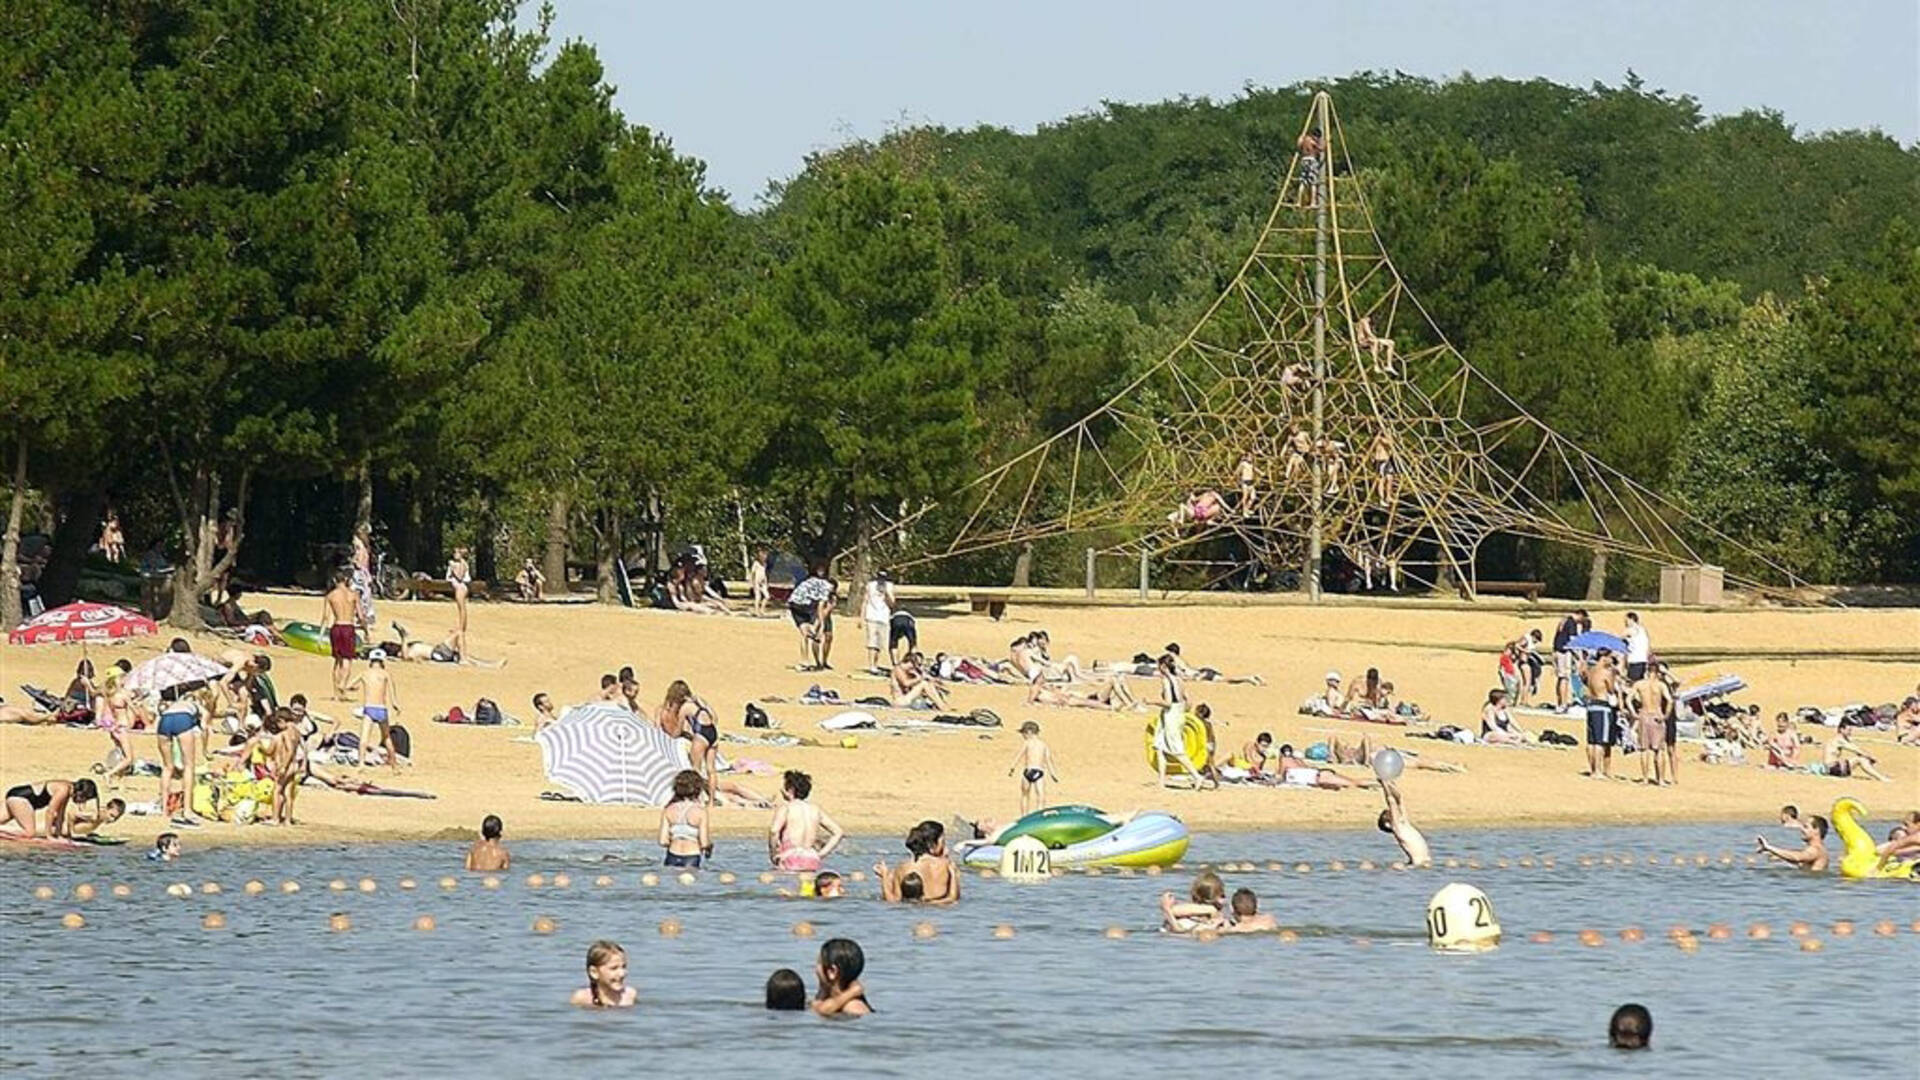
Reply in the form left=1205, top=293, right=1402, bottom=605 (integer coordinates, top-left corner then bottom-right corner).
left=1305, top=90, right=1330, bottom=602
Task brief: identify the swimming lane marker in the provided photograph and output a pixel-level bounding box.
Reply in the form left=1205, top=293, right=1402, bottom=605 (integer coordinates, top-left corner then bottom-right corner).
left=998, top=836, right=1050, bottom=882
left=1426, top=883, right=1500, bottom=951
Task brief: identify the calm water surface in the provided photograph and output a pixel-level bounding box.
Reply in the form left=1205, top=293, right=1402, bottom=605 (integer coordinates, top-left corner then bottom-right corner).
left=3, top=825, right=1914, bottom=1079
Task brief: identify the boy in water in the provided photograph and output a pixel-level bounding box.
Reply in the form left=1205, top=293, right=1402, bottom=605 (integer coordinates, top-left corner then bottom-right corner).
left=148, top=832, right=182, bottom=861
left=345, top=649, right=401, bottom=769
left=1377, top=779, right=1432, bottom=868
left=1779, top=805, right=1799, bottom=828
left=1007, top=721, right=1058, bottom=814
left=765, top=968, right=806, bottom=1010
left=466, top=814, right=511, bottom=871
left=1219, top=888, right=1278, bottom=933
left=768, top=770, right=844, bottom=871
left=1757, top=814, right=1829, bottom=872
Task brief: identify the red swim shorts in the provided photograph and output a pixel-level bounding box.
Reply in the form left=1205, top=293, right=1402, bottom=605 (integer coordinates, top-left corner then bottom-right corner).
left=329, top=622, right=357, bottom=660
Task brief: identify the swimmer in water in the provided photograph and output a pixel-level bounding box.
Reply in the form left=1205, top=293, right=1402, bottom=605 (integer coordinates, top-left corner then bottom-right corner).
left=1756, top=814, right=1829, bottom=872
left=465, top=814, right=510, bottom=871
left=148, top=832, right=181, bottom=862
left=1218, top=888, right=1278, bottom=933
left=1159, top=871, right=1228, bottom=933
left=1377, top=779, right=1432, bottom=868
left=1609, top=1003, right=1652, bottom=1049
left=569, top=940, right=638, bottom=1008
left=765, top=968, right=807, bottom=1010
left=812, top=938, right=871, bottom=1017
left=1007, top=721, right=1058, bottom=815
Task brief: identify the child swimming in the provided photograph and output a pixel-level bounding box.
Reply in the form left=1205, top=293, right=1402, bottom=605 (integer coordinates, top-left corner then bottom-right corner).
left=812, top=938, right=871, bottom=1017
left=148, top=832, right=181, bottom=861
left=569, top=940, right=638, bottom=1008
left=765, top=968, right=807, bottom=1010
left=1219, top=888, right=1278, bottom=933
left=465, top=814, right=510, bottom=871
left=1159, top=871, right=1227, bottom=933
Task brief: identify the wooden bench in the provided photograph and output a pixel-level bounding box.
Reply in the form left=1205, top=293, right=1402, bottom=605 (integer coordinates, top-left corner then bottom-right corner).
left=968, top=592, right=1011, bottom=620
left=405, top=578, right=505, bottom=602
left=1473, top=580, right=1546, bottom=602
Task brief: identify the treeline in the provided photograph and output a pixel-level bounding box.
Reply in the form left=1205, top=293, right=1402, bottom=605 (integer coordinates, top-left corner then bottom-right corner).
left=3, top=3, right=1915, bottom=627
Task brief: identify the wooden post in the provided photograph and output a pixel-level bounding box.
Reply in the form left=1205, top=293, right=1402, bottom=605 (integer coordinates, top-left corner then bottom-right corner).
left=1085, top=548, right=1096, bottom=599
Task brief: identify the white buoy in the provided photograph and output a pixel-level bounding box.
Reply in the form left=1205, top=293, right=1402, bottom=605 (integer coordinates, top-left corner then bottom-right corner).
left=997, top=836, right=1051, bottom=882
left=1425, top=882, right=1501, bottom=951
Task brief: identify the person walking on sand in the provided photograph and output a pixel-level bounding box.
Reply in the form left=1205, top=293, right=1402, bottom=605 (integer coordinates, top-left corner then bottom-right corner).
left=323, top=570, right=359, bottom=700
left=862, top=571, right=896, bottom=672
left=1630, top=667, right=1673, bottom=785
left=1007, top=721, right=1059, bottom=814
left=345, top=649, right=401, bottom=769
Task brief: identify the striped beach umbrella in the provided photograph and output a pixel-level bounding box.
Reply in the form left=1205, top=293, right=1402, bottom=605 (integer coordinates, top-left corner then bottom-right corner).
left=123, top=652, right=229, bottom=696
left=536, top=703, right=688, bottom=805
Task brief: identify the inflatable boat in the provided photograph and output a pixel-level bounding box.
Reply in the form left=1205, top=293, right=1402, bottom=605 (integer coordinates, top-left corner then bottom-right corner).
left=281, top=621, right=366, bottom=660
left=957, top=806, right=1190, bottom=869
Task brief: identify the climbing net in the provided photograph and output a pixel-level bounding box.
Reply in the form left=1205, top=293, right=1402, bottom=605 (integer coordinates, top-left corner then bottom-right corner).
left=882, top=93, right=1802, bottom=595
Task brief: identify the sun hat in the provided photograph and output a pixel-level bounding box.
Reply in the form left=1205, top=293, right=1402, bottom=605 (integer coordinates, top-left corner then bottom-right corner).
left=1324, top=670, right=1341, bottom=683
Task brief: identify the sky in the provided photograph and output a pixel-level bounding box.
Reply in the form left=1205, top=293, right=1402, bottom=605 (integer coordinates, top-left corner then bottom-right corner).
left=541, top=0, right=1919, bottom=205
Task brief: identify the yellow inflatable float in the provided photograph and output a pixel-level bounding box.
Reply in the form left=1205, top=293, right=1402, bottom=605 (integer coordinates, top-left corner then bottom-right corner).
left=1143, top=712, right=1211, bottom=776
left=1831, top=797, right=1918, bottom=880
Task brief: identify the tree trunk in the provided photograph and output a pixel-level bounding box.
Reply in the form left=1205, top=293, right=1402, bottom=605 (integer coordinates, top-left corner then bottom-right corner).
left=354, top=457, right=374, bottom=546
left=1012, top=541, right=1034, bottom=588
left=401, top=478, right=423, bottom=574
left=1585, top=548, right=1608, bottom=602
left=475, top=499, right=497, bottom=584
left=848, top=503, right=872, bottom=618
left=543, top=490, right=570, bottom=596
left=166, top=465, right=252, bottom=631
left=0, top=439, right=27, bottom=630
left=42, top=488, right=108, bottom=609
left=593, top=510, right=623, bottom=604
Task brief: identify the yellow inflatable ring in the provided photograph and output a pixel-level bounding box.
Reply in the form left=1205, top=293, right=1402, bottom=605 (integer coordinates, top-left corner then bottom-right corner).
left=1143, top=712, right=1211, bottom=775
left=1832, top=797, right=1919, bottom=880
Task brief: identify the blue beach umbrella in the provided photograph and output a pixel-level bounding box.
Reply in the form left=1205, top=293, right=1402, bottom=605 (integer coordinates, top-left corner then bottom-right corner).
left=535, top=702, right=687, bottom=805
left=1565, top=630, right=1628, bottom=654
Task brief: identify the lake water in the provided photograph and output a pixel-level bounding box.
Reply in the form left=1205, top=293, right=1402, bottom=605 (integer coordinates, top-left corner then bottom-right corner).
left=3, top=825, right=1914, bottom=1079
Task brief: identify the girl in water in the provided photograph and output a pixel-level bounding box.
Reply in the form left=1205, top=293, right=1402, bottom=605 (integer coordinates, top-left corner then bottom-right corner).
left=658, top=769, right=709, bottom=868
left=569, top=940, right=638, bottom=1008
left=812, top=938, right=871, bottom=1016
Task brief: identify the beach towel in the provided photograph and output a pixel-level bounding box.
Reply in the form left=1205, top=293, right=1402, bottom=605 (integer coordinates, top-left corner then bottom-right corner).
left=820, top=710, right=878, bottom=731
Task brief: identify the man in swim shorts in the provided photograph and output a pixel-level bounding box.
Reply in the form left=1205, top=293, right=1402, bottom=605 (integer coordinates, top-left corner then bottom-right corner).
left=323, top=570, right=359, bottom=700
left=1582, top=651, right=1620, bottom=779
left=1630, top=667, right=1673, bottom=785
left=345, top=649, right=401, bottom=770
left=768, top=770, right=843, bottom=871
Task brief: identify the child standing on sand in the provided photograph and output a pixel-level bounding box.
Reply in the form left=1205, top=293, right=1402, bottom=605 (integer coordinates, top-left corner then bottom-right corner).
left=1007, top=721, right=1059, bottom=814
left=465, top=814, right=510, bottom=871
left=749, top=547, right=770, bottom=617
left=345, top=649, right=400, bottom=769
left=569, top=940, right=638, bottom=1008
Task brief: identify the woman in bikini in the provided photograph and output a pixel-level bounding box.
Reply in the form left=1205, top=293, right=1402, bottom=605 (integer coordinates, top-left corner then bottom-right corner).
left=1, top=777, right=100, bottom=839
left=656, top=680, right=719, bottom=789
left=658, top=770, right=710, bottom=868
left=446, top=547, right=472, bottom=634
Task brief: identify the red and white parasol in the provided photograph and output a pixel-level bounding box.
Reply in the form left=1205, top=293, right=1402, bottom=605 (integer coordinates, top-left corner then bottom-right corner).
left=8, top=602, right=159, bottom=646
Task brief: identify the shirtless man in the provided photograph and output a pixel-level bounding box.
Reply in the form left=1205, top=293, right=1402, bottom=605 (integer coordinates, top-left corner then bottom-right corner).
left=344, top=649, right=401, bottom=769
left=1284, top=426, right=1313, bottom=482
left=1219, top=889, right=1279, bottom=933
left=1630, top=669, right=1674, bottom=785
left=323, top=570, right=359, bottom=700
left=465, top=814, right=510, bottom=871
left=1757, top=815, right=1829, bottom=872
left=1377, top=779, right=1432, bottom=868
left=1582, top=652, right=1621, bottom=779
left=890, top=653, right=948, bottom=710
left=768, top=770, right=843, bottom=871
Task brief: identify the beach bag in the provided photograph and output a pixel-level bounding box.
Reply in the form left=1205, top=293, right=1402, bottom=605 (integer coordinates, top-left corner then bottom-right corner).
left=390, top=724, right=412, bottom=760
left=744, top=703, right=771, bottom=729
left=474, top=698, right=503, bottom=726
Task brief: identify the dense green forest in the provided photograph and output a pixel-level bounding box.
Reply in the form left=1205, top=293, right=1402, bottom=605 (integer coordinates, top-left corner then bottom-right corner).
left=4, top=1, right=1916, bottom=627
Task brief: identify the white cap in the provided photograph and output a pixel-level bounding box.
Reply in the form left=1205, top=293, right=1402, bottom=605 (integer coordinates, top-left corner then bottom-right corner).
left=368, top=648, right=387, bottom=662
left=1325, top=670, right=1341, bottom=683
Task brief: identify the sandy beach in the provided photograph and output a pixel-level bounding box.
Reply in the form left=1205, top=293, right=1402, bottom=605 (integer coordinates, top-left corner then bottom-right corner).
left=3, top=595, right=1915, bottom=850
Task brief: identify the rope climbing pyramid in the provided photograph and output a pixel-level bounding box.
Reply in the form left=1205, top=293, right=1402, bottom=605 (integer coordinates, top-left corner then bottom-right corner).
left=885, top=92, right=1803, bottom=597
